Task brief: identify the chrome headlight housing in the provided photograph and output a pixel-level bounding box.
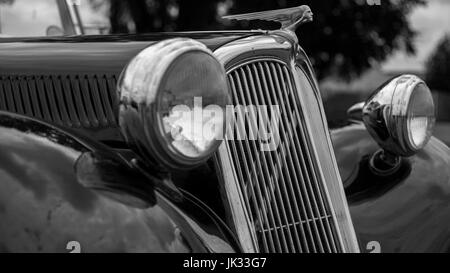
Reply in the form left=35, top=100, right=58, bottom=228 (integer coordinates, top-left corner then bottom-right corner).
left=118, top=38, right=229, bottom=169
left=362, top=74, right=435, bottom=157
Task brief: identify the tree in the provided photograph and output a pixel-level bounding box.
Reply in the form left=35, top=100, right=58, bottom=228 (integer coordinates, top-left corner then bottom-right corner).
left=426, top=35, right=450, bottom=92
left=228, top=0, right=425, bottom=79
left=107, top=0, right=174, bottom=33
left=105, top=0, right=425, bottom=80
left=106, top=0, right=222, bottom=33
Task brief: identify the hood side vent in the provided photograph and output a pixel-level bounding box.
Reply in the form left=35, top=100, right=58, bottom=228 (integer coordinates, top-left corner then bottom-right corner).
left=0, top=74, right=122, bottom=142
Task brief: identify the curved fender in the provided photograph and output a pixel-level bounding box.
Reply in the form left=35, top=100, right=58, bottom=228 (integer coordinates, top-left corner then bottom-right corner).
left=0, top=112, right=237, bottom=253
left=331, top=123, right=450, bottom=253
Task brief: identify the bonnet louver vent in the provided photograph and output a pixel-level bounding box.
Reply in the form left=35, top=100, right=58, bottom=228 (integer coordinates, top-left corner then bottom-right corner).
left=0, top=75, right=119, bottom=129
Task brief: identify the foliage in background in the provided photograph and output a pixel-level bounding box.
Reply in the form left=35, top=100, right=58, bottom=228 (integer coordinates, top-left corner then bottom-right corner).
left=106, top=0, right=222, bottom=33
left=102, top=0, right=424, bottom=80
left=426, top=35, right=450, bottom=92
left=230, top=0, right=425, bottom=80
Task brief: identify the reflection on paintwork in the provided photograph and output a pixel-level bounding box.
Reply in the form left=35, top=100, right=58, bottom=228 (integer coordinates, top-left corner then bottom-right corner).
left=0, top=32, right=261, bottom=76
left=332, top=124, right=450, bottom=252
left=158, top=192, right=235, bottom=253
left=0, top=113, right=239, bottom=253
left=0, top=124, right=191, bottom=252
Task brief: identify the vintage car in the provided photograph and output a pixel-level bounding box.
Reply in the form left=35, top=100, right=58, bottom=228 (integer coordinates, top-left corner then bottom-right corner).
left=0, top=1, right=448, bottom=253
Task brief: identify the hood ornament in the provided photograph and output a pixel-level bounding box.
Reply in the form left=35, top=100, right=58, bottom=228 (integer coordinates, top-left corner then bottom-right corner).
left=223, top=5, right=313, bottom=32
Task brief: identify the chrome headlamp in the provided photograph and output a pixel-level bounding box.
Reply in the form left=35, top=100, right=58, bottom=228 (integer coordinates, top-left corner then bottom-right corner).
left=118, top=38, right=229, bottom=169
left=363, top=75, right=435, bottom=157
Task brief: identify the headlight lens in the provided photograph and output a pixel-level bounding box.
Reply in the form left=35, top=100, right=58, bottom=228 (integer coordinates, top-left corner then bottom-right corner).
left=158, top=51, right=228, bottom=159
left=118, top=38, right=229, bottom=169
left=406, top=83, right=435, bottom=150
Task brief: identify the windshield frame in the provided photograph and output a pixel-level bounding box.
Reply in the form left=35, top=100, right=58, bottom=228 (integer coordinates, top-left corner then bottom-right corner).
left=56, top=0, right=76, bottom=35
left=57, top=0, right=88, bottom=36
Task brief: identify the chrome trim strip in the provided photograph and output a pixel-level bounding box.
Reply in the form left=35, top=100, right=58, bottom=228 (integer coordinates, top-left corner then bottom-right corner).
left=288, top=63, right=345, bottom=251
left=215, top=143, right=259, bottom=253
left=293, top=62, right=360, bottom=253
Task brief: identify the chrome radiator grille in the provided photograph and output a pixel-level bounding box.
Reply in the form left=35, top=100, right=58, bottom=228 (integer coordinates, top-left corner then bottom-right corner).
left=224, top=59, right=342, bottom=253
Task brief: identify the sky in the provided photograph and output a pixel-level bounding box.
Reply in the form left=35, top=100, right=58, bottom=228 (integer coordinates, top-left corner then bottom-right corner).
left=0, top=0, right=109, bottom=37
left=0, top=0, right=62, bottom=36
left=382, top=0, right=450, bottom=73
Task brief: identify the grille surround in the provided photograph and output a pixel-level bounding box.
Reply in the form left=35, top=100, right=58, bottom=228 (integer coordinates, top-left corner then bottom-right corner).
left=218, top=57, right=348, bottom=253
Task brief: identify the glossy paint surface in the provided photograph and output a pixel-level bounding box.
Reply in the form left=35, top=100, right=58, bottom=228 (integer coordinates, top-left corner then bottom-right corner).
left=332, top=123, right=450, bottom=253
left=0, top=112, right=237, bottom=253
left=0, top=32, right=261, bottom=76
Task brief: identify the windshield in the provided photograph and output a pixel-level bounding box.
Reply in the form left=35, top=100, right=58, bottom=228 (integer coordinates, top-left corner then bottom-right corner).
left=0, top=0, right=110, bottom=37
left=0, top=0, right=225, bottom=37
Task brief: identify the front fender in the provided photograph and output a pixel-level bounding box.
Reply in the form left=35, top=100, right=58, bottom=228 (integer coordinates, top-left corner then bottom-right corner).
left=0, top=112, right=237, bottom=253
left=331, top=123, right=450, bottom=253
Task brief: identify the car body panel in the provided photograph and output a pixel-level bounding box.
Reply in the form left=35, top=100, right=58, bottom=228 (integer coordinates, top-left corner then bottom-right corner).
left=0, top=32, right=262, bottom=144
left=0, top=30, right=448, bottom=253
left=0, top=112, right=237, bottom=253
left=331, top=123, right=450, bottom=253
left=0, top=32, right=262, bottom=76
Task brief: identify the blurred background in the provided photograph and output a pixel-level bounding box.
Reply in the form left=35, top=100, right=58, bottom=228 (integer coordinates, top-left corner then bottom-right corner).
left=0, top=0, right=449, bottom=141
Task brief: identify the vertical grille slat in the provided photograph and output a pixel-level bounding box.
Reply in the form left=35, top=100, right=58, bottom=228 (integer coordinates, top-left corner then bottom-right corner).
left=98, top=76, right=117, bottom=126
left=18, top=78, right=34, bottom=116
left=224, top=59, right=343, bottom=253
left=61, top=77, right=81, bottom=128
left=3, top=79, right=16, bottom=112
left=11, top=79, right=24, bottom=115
left=27, top=78, right=43, bottom=119
left=0, top=79, right=8, bottom=111
left=251, top=63, right=308, bottom=252
left=225, top=130, right=268, bottom=251
left=79, top=76, right=99, bottom=128
left=70, top=77, right=91, bottom=128
left=106, top=76, right=119, bottom=115
left=250, top=63, right=310, bottom=252
left=242, top=66, right=301, bottom=253
left=235, top=68, right=291, bottom=253
left=276, top=62, right=331, bottom=252
left=229, top=74, right=275, bottom=249
left=88, top=76, right=108, bottom=127
left=273, top=63, right=334, bottom=252
left=35, top=77, right=53, bottom=122
left=230, top=74, right=282, bottom=252
left=272, top=64, right=329, bottom=250
left=281, top=65, right=339, bottom=252
left=0, top=74, right=118, bottom=131
left=260, top=62, right=323, bottom=252
left=264, top=61, right=329, bottom=252
left=53, top=77, right=72, bottom=127
left=43, top=76, right=63, bottom=126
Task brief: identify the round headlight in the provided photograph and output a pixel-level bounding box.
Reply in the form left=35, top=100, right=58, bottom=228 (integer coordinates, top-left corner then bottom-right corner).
left=406, top=83, right=435, bottom=150
left=363, top=75, right=435, bottom=157
left=118, top=38, right=229, bottom=169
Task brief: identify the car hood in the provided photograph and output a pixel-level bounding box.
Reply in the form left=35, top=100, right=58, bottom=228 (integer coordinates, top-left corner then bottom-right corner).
left=0, top=31, right=262, bottom=76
